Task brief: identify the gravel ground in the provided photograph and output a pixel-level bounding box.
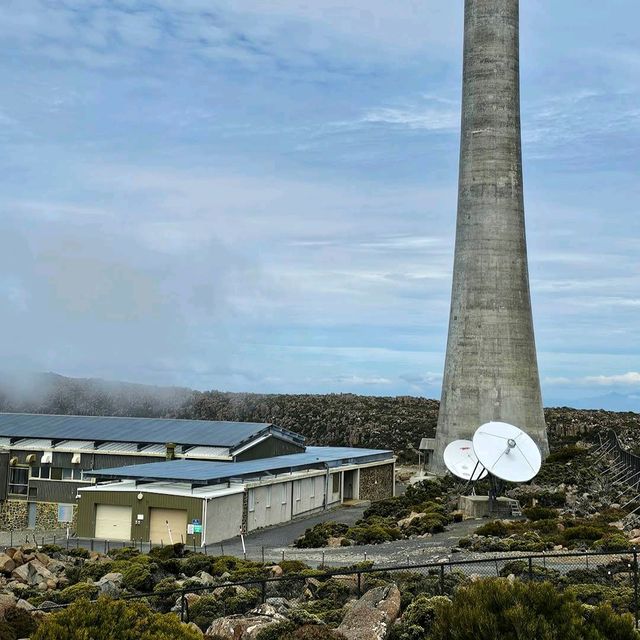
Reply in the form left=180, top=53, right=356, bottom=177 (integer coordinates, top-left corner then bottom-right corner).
left=219, top=507, right=483, bottom=567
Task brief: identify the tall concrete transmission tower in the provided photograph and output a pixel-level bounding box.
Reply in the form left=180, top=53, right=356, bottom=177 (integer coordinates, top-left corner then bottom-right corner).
left=429, top=0, right=549, bottom=474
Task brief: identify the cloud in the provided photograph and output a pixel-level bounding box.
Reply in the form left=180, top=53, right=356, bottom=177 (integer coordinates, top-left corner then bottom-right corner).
left=584, top=372, right=640, bottom=387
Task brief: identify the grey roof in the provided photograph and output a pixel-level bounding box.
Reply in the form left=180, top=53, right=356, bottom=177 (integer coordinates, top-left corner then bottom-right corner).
left=86, top=446, right=394, bottom=486
left=0, top=413, right=303, bottom=449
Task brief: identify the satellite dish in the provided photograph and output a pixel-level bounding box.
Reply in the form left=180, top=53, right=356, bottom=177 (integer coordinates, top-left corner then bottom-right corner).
left=443, top=439, right=488, bottom=481
left=472, top=421, right=541, bottom=483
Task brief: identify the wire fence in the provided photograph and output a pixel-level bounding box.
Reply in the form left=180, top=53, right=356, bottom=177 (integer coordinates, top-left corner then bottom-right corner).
left=31, top=548, right=640, bottom=628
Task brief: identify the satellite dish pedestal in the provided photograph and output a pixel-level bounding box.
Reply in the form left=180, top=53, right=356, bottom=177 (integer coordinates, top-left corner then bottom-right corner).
left=451, top=422, right=542, bottom=519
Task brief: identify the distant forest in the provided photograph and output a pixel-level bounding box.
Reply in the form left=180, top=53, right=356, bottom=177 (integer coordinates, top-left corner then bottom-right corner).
left=1, top=372, right=638, bottom=460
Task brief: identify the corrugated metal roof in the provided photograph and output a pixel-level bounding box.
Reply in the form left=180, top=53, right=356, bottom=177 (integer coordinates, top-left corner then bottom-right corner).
left=87, top=446, right=394, bottom=485
left=0, top=413, right=294, bottom=448
left=182, top=446, right=230, bottom=459
left=54, top=440, right=95, bottom=450
left=13, top=438, right=53, bottom=449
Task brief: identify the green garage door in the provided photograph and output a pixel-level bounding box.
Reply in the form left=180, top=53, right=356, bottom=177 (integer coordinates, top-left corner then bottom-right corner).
left=94, top=504, right=132, bottom=541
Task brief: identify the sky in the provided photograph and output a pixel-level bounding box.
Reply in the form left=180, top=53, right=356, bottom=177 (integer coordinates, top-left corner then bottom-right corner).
left=0, top=1, right=638, bottom=408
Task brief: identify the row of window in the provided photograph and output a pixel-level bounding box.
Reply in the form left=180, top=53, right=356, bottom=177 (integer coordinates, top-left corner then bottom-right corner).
left=8, top=466, right=84, bottom=495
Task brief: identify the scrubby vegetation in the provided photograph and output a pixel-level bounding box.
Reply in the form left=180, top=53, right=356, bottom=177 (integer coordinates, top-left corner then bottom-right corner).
left=7, top=373, right=638, bottom=461
left=31, top=597, right=201, bottom=640
left=296, top=478, right=456, bottom=548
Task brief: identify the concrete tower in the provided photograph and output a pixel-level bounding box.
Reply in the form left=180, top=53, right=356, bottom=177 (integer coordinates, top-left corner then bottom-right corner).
left=430, top=0, right=549, bottom=474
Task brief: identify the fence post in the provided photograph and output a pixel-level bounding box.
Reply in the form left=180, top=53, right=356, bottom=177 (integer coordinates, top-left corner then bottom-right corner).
left=439, top=564, right=445, bottom=595
left=634, top=548, right=638, bottom=629
left=528, top=557, right=533, bottom=582
left=261, top=580, right=267, bottom=604
left=357, top=572, right=362, bottom=598
left=262, top=546, right=265, bottom=564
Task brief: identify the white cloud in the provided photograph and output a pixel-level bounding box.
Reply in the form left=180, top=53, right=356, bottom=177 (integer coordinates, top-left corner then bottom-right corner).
left=584, top=372, right=640, bottom=386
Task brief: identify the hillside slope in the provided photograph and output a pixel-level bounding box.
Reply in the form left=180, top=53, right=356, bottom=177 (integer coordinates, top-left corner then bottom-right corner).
left=1, top=373, right=638, bottom=459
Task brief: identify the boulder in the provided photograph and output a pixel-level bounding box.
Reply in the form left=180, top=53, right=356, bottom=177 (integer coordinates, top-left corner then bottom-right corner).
left=4, top=548, right=17, bottom=559
left=15, top=599, right=35, bottom=611
left=35, top=552, right=51, bottom=566
left=337, top=584, right=401, bottom=640
left=97, top=572, right=123, bottom=597
left=0, top=554, right=16, bottom=574
left=11, top=560, right=57, bottom=588
left=0, top=593, right=17, bottom=617
left=205, top=609, right=286, bottom=639
left=196, top=571, right=216, bottom=585
left=268, top=565, right=283, bottom=578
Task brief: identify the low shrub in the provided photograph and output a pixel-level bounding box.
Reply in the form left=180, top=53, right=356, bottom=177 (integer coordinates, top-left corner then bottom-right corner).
left=188, top=596, right=224, bottom=631
left=523, top=506, right=558, bottom=521
left=31, top=597, right=202, bottom=640
left=53, top=582, right=99, bottom=604
left=428, top=578, right=638, bottom=640
left=122, top=563, right=154, bottom=592
left=474, top=520, right=510, bottom=537
left=4, top=606, right=38, bottom=639
left=546, top=446, right=587, bottom=464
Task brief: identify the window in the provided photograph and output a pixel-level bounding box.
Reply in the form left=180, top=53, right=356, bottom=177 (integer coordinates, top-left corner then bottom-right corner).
left=266, top=486, right=271, bottom=509
left=50, top=468, right=63, bottom=481
left=248, top=490, right=255, bottom=512
left=281, top=484, right=287, bottom=504
left=57, top=504, right=74, bottom=524
left=9, top=468, right=28, bottom=495
left=61, top=468, right=82, bottom=480
left=295, top=481, right=301, bottom=502
left=332, top=473, right=340, bottom=494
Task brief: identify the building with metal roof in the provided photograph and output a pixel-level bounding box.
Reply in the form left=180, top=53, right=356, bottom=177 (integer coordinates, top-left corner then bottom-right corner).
left=77, top=445, right=396, bottom=546
left=0, top=412, right=305, bottom=532
left=85, top=447, right=392, bottom=486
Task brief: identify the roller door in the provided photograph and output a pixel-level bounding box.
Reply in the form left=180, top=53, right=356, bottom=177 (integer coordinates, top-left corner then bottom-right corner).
left=149, top=508, right=188, bottom=544
left=94, top=504, right=132, bottom=541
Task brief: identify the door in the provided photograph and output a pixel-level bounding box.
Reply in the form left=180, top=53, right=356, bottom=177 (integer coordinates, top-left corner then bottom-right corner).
left=94, top=504, right=132, bottom=541
left=27, top=503, right=37, bottom=529
left=343, top=471, right=355, bottom=501
left=149, top=508, right=188, bottom=545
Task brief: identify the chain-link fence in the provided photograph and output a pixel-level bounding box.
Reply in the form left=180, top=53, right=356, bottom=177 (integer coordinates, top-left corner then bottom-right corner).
left=34, top=549, right=640, bottom=628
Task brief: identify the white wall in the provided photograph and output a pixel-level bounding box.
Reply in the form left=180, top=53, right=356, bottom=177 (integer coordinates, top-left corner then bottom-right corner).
left=291, top=475, right=325, bottom=517
left=246, top=481, right=291, bottom=532
left=204, top=493, right=244, bottom=544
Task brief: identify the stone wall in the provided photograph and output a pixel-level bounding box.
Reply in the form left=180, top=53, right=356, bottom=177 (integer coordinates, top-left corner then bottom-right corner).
left=35, top=502, right=59, bottom=531
left=359, top=464, right=394, bottom=502
left=0, top=500, right=76, bottom=532
left=0, top=500, right=28, bottom=530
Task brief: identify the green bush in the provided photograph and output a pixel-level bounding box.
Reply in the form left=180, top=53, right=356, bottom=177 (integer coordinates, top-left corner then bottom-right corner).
left=188, top=595, right=224, bottom=631
left=66, top=547, right=90, bottom=559
left=54, top=582, right=100, bottom=604
left=149, top=543, right=185, bottom=561
left=109, top=547, right=141, bottom=561
left=122, top=563, right=154, bottom=592
left=279, top=560, right=309, bottom=574
left=346, top=522, right=402, bottom=545
left=0, top=619, right=17, bottom=640
left=389, top=595, right=449, bottom=640
left=523, top=506, right=558, bottom=521
left=180, top=554, right=213, bottom=577
left=593, top=534, right=630, bottom=552
left=152, top=578, right=180, bottom=612
left=4, top=606, right=38, bottom=639
left=40, top=544, right=64, bottom=555
left=31, top=597, right=202, bottom=640
left=255, top=622, right=297, bottom=640
left=295, top=522, right=349, bottom=549
left=428, top=578, right=638, bottom=640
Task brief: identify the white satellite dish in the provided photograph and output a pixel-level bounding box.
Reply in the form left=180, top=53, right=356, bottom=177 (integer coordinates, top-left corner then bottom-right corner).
left=472, top=421, right=541, bottom=483
left=443, top=439, right=488, bottom=481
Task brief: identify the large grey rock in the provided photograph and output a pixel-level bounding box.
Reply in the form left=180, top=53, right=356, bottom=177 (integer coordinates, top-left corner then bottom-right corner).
left=337, top=584, right=401, bottom=640
left=97, top=572, right=123, bottom=597
left=0, top=554, right=16, bottom=574
left=11, top=560, right=57, bottom=588
left=205, top=607, right=286, bottom=639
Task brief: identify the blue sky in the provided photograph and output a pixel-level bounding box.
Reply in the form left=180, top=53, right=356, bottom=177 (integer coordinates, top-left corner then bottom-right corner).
left=0, top=1, right=638, bottom=408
